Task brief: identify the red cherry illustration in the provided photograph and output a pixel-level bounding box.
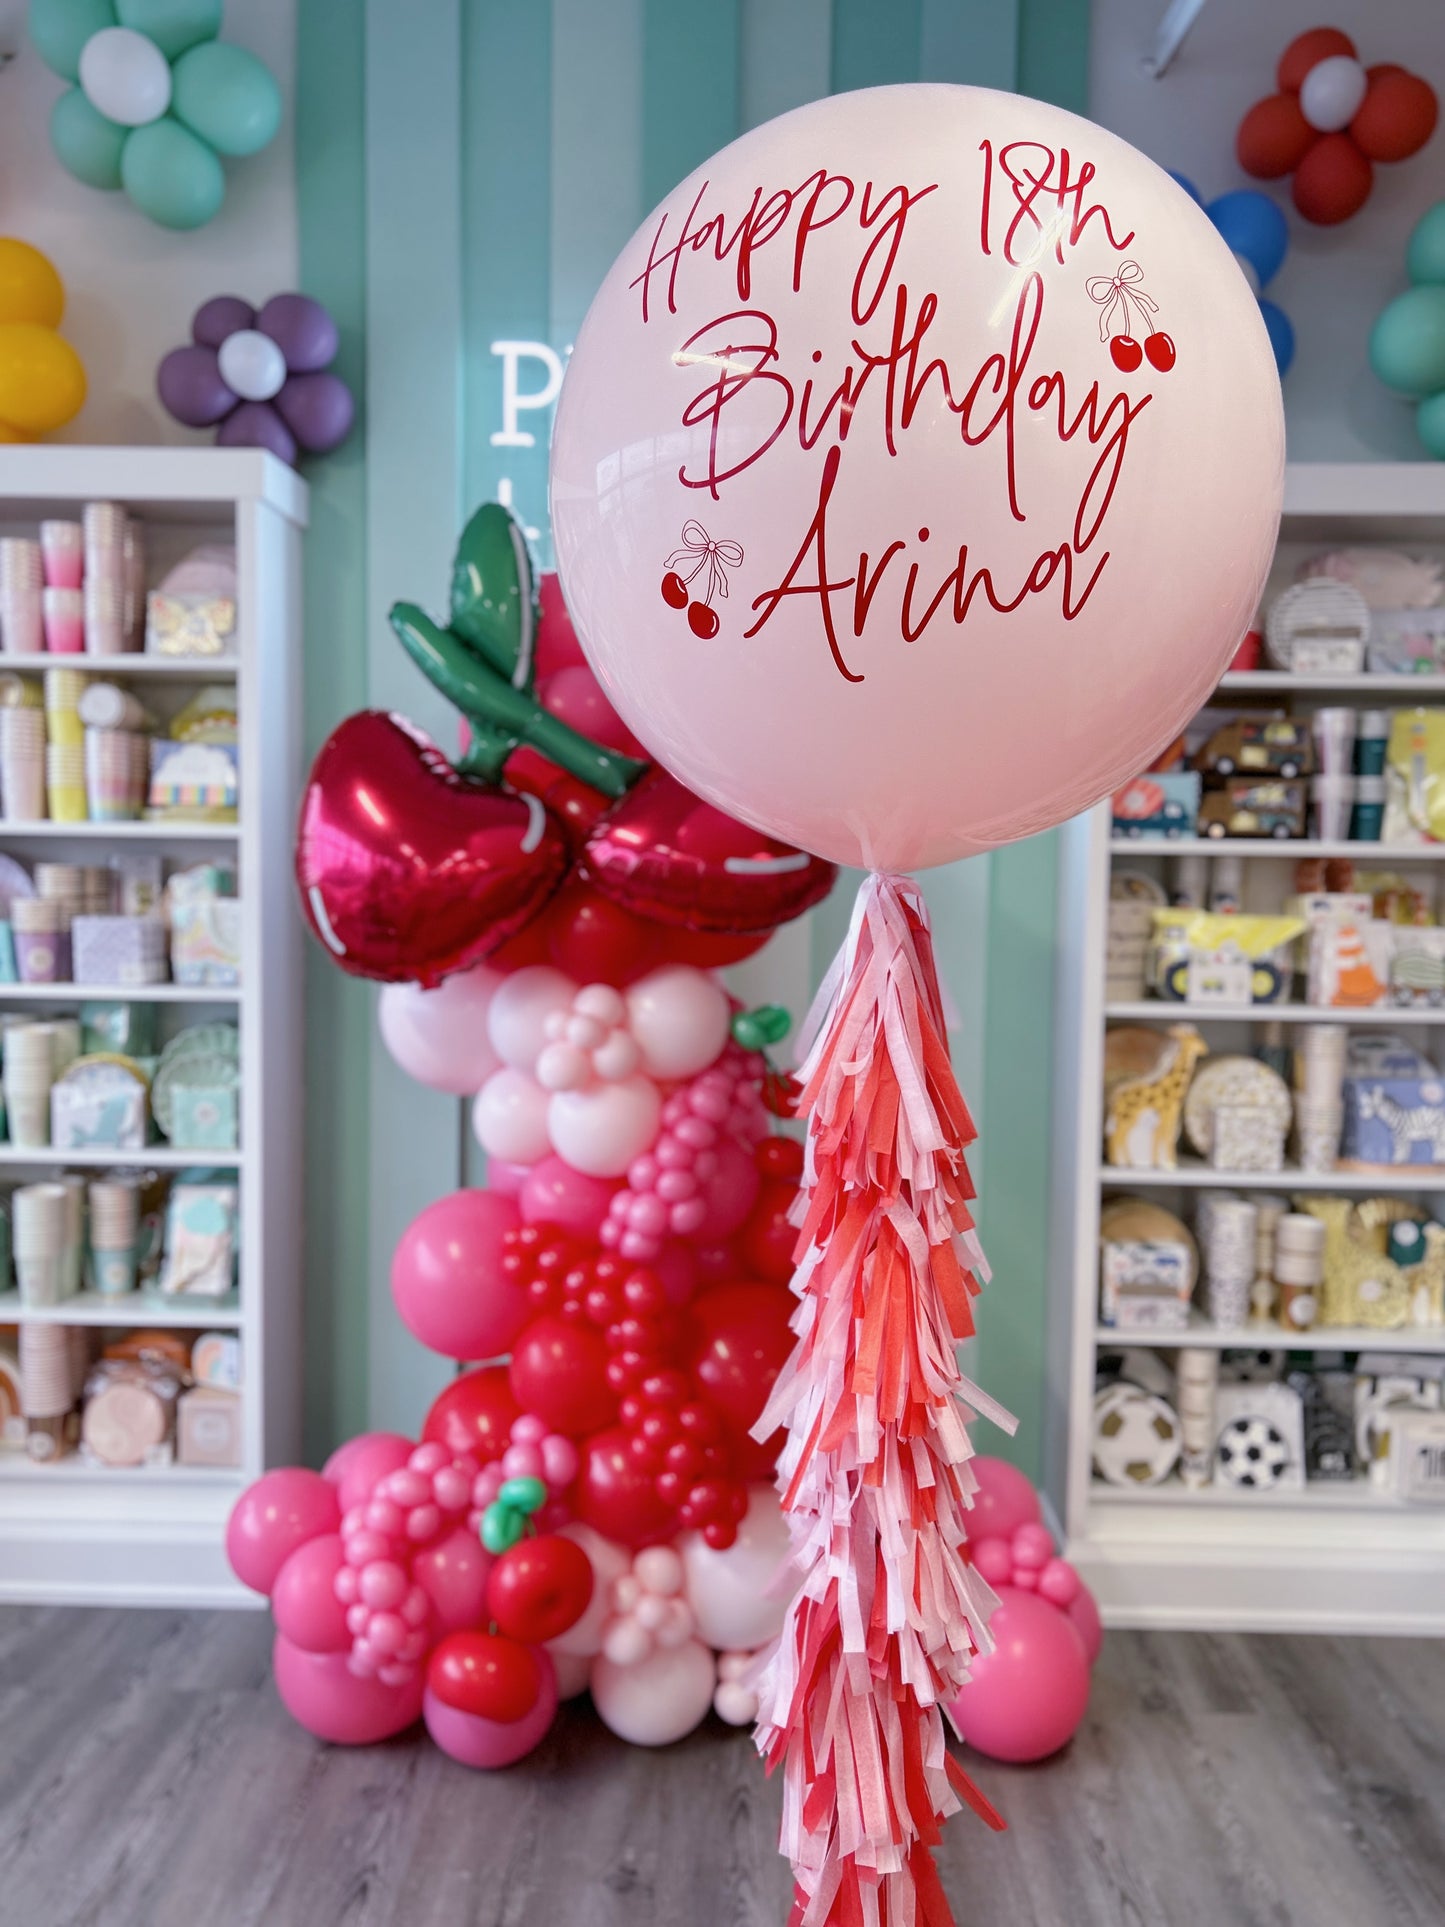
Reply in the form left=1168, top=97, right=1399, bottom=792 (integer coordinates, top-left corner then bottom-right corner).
left=1145, top=331, right=1176, bottom=372
left=1109, top=335, right=1143, bottom=373
left=687, top=602, right=720, bottom=639
left=661, top=571, right=689, bottom=609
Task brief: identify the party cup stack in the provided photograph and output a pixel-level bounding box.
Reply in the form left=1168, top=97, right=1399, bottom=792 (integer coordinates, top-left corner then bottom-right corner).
left=1202, top=1196, right=1257, bottom=1327
left=44, top=668, right=86, bottom=823
left=1294, top=1025, right=1346, bottom=1172
left=0, top=699, right=46, bottom=821
left=3, top=1022, right=57, bottom=1145
left=89, top=1178, right=141, bottom=1296
left=19, top=1324, right=72, bottom=1461
left=83, top=503, right=131, bottom=654
left=13, top=1182, right=69, bottom=1306
left=0, top=537, right=43, bottom=656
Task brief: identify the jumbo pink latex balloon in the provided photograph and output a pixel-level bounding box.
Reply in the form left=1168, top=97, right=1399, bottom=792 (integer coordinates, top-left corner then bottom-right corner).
left=422, top=1652, right=558, bottom=1767
left=274, top=1634, right=424, bottom=1745
left=413, top=1526, right=495, bottom=1634
left=390, top=1188, right=528, bottom=1360
left=950, top=1586, right=1091, bottom=1763
left=552, top=84, right=1283, bottom=872
left=272, top=1532, right=350, bottom=1653
left=227, top=1468, right=340, bottom=1596
left=323, top=1431, right=414, bottom=1512
left=1067, top=1580, right=1105, bottom=1665
left=590, top=1637, right=717, bottom=1746
left=968, top=1457, right=1043, bottom=1543
left=377, top=963, right=504, bottom=1095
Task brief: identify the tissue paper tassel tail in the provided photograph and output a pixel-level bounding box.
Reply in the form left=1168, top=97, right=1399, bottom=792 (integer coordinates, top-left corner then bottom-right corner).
left=754, top=873, right=1009, bottom=1927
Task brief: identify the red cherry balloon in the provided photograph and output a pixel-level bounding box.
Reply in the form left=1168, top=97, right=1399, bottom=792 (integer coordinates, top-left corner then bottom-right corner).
left=540, top=880, right=661, bottom=986
left=576, top=1425, right=677, bottom=1547
left=687, top=1280, right=796, bottom=1480
left=504, top=748, right=613, bottom=856
left=428, top=1629, right=540, bottom=1723
left=296, top=711, right=569, bottom=987
left=422, top=1364, right=520, bottom=1461
left=739, top=1176, right=801, bottom=1286
left=486, top=1534, right=594, bottom=1643
left=687, top=601, right=720, bottom=639
left=509, top=1316, right=617, bottom=1437
left=1144, top=332, right=1175, bottom=373
left=1109, top=335, right=1142, bottom=373
left=582, top=768, right=835, bottom=934
left=660, top=570, right=689, bottom=610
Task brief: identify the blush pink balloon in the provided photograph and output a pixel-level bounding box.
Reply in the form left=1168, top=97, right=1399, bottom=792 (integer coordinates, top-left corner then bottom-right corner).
left=422, top=1651, right=558, bottom=1767
left=519, top=1156, right=619, bottom=1238
left=967, top=1458, right=1043, bottom=1544
left=536, top=572, right=587, bottom=676
left=1067, top=1581, right=1105, bottom=1666
left=950, top=1586, right=1091, bottom=1764
left=487, top=1158, right=532, bottom=1196
left=272, top=1533, right=349, bottom=1653
left=413, top=1526, right=495, bottom=1634
left=391, top=1189, right=528, bottom=1360
left=540, top=665, right=646, bottom=757
left=273, top=1633, right=425, bottom=1744
left=692, top=1139, right=761, bottom=1243
left=324, top=1432, right=415, bottom=1512
left=227, top=1469, right=341, bottom=1596
left=377, top=963, right=504, bottom=1095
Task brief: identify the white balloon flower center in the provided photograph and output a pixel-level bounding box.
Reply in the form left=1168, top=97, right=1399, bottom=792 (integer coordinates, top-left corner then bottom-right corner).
left=217, top=329, right=288, bottom=403
left=78, top=27, right=172, bottom=128
left=1299, top=55, right=1368, bottom=133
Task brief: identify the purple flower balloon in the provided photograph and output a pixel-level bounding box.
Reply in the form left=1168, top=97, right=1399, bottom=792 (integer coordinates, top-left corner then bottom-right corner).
left=156, top=291, right=354, bottom=465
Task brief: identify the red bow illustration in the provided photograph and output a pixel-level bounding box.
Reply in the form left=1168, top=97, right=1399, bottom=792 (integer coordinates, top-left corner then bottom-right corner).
left=1085, top=260, right=1159, bottom=343
left=665, top=521, right=744, bottom=609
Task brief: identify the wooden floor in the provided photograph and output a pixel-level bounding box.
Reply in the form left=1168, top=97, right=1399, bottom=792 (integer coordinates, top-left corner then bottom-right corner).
left=0, top=1608, right=1441, bottom=1926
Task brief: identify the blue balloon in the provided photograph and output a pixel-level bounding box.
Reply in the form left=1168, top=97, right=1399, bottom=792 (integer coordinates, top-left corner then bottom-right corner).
left=1259, top=298, right=1295, bottom=377
left=1169, top=171, right=1203, bottom=205
left=1207, top=190, right=1288, bottom=289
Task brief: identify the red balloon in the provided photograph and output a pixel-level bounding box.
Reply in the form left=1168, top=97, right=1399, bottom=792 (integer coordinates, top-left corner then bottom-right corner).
left=509, top=1316, right=617, bottom=1437
left=423, top=1364, right=520, bottom=1461
left=582, top=768, right=835, bottom=934
left=391, top=1188, right=528, bottom=1360
left=535, top=571, right=587, bottom=676
left=540, top=665, right=646, bottom=757
left=1236, top=93, right=1315, bottom=178
left=1277, top=25, right=1355, bottom=92
left=295, top=711, right=569, bottom=987
left=666, top=927, right=773, bottom=968
left=488, top=914, right=554, bottom=973
left=739, top=1176, right=801, bottom=1285
left=504, top=747, right=613, bottom=856
left=428, top=1629, right=541, bottom=1723
left=1292, top=132, right=1372, bottom=225
left=687, top=1280, right=795, bottom=1480
left=486, top=1534, right=594, bottom=1643
left=540, top=880, right=660, bottom=985
left=1351, top=68, right=1438, bottom=162
left=576, top=1425, right=676, bottom=1547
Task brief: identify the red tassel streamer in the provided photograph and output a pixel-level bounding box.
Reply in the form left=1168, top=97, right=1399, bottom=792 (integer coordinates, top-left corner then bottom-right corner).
left=753, top=873, right=1012, bottom=1927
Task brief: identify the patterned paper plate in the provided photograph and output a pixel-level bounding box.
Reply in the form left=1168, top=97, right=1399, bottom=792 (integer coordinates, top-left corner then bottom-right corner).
left=1183, top=1055, right=1291, bottom=1158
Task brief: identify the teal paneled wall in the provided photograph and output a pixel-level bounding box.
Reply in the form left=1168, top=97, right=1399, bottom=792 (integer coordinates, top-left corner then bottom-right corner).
left=296, top=0, right=1089, bottom=1471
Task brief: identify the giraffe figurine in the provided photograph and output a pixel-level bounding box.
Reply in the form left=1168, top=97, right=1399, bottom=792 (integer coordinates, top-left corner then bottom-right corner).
left=1104, top=1025, right=1209, bottom=1170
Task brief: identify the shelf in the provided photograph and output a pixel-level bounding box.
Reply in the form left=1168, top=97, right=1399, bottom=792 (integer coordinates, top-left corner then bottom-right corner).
left=1217, top=673, right=1445, bottom=695
left=0, top=1146, right=241, bottom=1170
left=1102, top=1161, right=1445, bottom=1193
left=1094, top=1321, right=1445, bottom=1354
left=0, top=1454, right=244, bottom=1485
left=0, top=1290, right=239, bottom=1328
left=1088, top=1479, right=1415, bottom=1510
left=0, top=821, right=238, bottom=842
left=0, top=983, right=239, bottom=1004
left=1110, top=837, right=1445, bottom=859
left=1104, top=1001, right=1445, bottom=1025
left=0, top=655, right=237, bottom=678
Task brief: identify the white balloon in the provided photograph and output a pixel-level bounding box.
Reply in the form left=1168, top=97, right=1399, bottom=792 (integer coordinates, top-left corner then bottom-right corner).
left=546, top=1524, right=630, bottom=1657
left=625, top=966, right=731, bottom=1081
left=486, top=966, right=577, bottom=1071
left=472, top=1068, right=551, bottom=1164
left=680, top=1485, right=794, bottom=1651
left=1299, top=54, right=1367, bottom=132
left=377, top=964, right=504, bottom=1095
left=713, top=1678, right=758, bottom=1726
left=549, top=1648, right=593, bottom=1700
left=217, top=328, right=288, bottom=403
left=79, top=26, right=171, bottom=126
left=591, top=1638, right=717, bottom=1746
left=547, top=1075, right=662, bottom=1178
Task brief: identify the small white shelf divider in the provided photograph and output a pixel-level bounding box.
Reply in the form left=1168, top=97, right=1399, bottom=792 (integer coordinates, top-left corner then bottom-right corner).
left=1047, top=460, right=1445, bottom=1636
left=0, top=447, right=305, bottom=1606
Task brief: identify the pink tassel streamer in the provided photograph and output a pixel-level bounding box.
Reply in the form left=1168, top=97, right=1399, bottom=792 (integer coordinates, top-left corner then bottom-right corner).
left=753, top=873, right=1014, bottom=1927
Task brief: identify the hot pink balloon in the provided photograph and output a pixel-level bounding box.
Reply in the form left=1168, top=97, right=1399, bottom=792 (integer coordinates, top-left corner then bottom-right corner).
left=487, top=1159, right=532, bottom=1197
left=540, top=665, right=645, bottom=757
left=422, top=1651, right=558, bottom=1767
left=324, top=1432, right=415, bottom=1512
left=519, top=1156, right=619, bottom=1239
left=391, top=1189, right=528, bottom=1360
left=227, top=1468, right=340, bottom=1596
left=413, top=1527, right=495, bottom=1635
left=950, top=1586, right=1091, bottom=1764
left=1067, top=1581, right=1105, bottom=1666
left=272, top=1532, right=349, bottom=1653
left=273, top=1633, right=424, bottom=1745
left=967, top=1457, right=1043, bottom=1544
left=692, top=1139, right=760, bottom=1243
left=377, top=963, right=504, bottom=1095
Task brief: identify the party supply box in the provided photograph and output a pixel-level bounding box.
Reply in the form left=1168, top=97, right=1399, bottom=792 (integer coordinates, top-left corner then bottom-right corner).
left=1099, top=1239, right=1192, bottom=1330
left=1111, top=772, right=1200, bottom=840
left=1340, top=1036, right=1445, bottom=1166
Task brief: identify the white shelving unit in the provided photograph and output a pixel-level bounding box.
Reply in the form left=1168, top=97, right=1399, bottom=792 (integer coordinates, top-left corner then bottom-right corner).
left=0, top=447, right=306, bottom=1606
left=1048, top=462, right=1445, bottom=1635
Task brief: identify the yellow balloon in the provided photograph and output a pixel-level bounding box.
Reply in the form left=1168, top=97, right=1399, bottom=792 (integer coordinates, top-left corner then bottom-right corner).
left=0, top=238, right=65, bottom=328
left=0, top=324, right=86, bottom=434
left=0, top=420, right=29, bottom=443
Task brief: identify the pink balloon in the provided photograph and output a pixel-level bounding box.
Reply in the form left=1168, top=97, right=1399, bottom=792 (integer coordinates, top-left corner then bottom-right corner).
left=325, top=1433, right=415, bottom=1513
left=551, top=88, right=1283, bottom=873
left=413, top=1527, right=495, bottom=1634
left=1067, top=1581, right=1105, bottom=1666
left=591, top=1637, right=716, bottom=1746
left=487, top=1159, right=532, bottom=1197
left=550, top=1647, right=593, bottom=1700
left=540, top=665, right=645, bottom=757
left=970, top=1537, right=1012, bottom=1587
left=391, top=1189, right=528, bottom=1360
left=377, top=963, right=504, bottom=1095
left=422, top=1652, right=558, bottom=1767
left=519, top=1156, right=620, bottom=1239
left=692, top=1139, right=760, bottom=1243
left=536, top=571, right=587, bottom=677
left=273, top=1633, right=424, bottom=1745
left=272, top=1533, right=350, bottom=1653
left=951, top=1586, right=1091, bottom=1764
left=227, top=1469, right=340, bottom=1596
left=967, top=1457, right=1042, bottom=1544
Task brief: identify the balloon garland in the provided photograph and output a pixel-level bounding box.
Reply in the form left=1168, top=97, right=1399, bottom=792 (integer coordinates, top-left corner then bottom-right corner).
left=0, top=237, right=87, bottom=441
left=1370, top=201, right=1445, bottom=460
left=157, top=294, right=354, bottom=465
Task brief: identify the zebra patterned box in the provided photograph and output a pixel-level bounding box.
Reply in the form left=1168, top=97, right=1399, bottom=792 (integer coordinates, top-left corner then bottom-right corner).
left=1340, top=1036, right=1445, bottom=1166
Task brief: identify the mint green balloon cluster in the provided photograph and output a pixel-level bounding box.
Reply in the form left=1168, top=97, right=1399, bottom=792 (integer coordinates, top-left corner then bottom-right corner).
left=1370, top=202, right=1445, bottom=460
left=30, top=0, right=280, bottom=231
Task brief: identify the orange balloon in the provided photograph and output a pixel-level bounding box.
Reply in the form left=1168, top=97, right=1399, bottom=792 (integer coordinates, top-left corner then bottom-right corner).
left=1237, top=93, right=1315, bottom=178
left=1351, top=68, right=1439, bottom=162
left=1293, top=133, right=1373, bottom=225
left=0, top=322, right=86, bottom=435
